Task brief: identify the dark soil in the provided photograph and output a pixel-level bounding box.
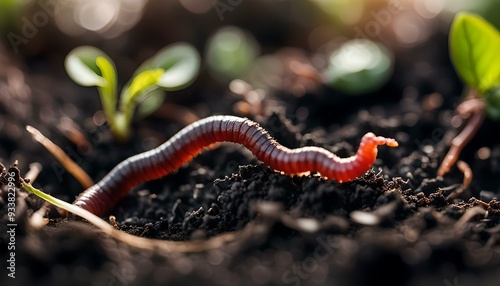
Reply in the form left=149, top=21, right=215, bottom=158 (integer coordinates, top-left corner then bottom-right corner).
left=2, top=2, right=500, bottom=286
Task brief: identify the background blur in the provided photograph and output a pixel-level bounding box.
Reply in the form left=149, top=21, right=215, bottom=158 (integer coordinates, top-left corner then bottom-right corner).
left=1, top=0, right=499, bottom=78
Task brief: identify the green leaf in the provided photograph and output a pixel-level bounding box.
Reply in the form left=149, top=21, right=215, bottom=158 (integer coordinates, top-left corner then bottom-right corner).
left=65, top=46, right=119, bottom=138
left=123, top=43, right=200, bottom=97
left=96, top=56, right=117, bottom=93
left=123, top=68, right=164, bottom=106
left=96, top=56, right=118, bottom=124
left=136, top=89, right=166, bottom=119
left=65, top=46, right=115, bottom=87
left=148, top=42, right=200, bottom=90
left=450, top=12, right=500, bottom=94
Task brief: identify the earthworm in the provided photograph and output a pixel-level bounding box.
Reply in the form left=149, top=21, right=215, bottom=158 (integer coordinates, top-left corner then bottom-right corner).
left=73, top=115, right=398, bottom=216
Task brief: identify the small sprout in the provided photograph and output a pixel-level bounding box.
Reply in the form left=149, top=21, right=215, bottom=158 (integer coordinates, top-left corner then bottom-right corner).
left=206, top=26, right=260, bottom=81
left=323, top=39, right=394, bottom=95
left=65, top=43, right=200, bottom=141
left=449, top=13, right=500, bottom=95
left=438, top=13, right=500, bottom=177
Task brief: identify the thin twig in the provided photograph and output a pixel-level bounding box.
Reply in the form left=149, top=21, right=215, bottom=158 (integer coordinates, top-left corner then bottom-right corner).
left=26, top=125, right=94, bottom=188
left=437, top=111, right=484, bottom=177
left=445, top=186, right=465, bottom=201
left=456, top=98, right=486, bottom=116
left=457, top=160, right=473, bottom=188
left=454, top=206, right=486, bottom=231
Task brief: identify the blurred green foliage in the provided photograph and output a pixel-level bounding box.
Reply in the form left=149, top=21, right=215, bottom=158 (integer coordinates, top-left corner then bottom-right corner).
left=206, top=26, right=260, bottom=82
left=323, top=39, right=393, bottom=95
left=0, top=0, right=22, bottom=32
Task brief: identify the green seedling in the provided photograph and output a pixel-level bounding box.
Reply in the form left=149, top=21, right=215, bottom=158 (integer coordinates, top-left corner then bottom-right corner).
left=65, top=42, right=200, bottom=141
left=323, top=39, right=394, bottom=95
left=438, top=12, right=500, bottom=177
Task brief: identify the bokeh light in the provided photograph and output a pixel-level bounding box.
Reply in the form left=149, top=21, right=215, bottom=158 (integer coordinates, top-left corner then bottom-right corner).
left=54, top=0, right=148, bottom=38
left=414, top=0, right=446, bottom=19
left=206, top=26, right=260, bottom=82
left=323, top=39, right=393, bottom=95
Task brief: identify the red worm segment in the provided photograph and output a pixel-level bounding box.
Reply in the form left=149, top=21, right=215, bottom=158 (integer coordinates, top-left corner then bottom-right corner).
left=73, top=115, right=398, bottom=216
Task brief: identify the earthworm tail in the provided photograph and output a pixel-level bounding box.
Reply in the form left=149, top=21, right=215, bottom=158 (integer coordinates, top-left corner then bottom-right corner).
left=73, top=115, right=397, bottom=216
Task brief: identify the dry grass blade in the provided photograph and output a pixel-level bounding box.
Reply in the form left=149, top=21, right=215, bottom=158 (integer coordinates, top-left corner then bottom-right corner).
left=457, top=160, right=473, bottom=188
left=26, top=125, right=94, bottom=189
left=454, top=206, right=486, bottom=231
left=25, top=162, right=42, bottom=183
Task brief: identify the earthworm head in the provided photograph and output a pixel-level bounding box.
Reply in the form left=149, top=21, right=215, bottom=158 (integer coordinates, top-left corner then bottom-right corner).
left=362, top=132, right=399, bottom=148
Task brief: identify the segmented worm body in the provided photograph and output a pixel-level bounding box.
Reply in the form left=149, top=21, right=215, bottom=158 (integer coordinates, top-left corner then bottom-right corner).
left=74, top=116, right=397, bottom=216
